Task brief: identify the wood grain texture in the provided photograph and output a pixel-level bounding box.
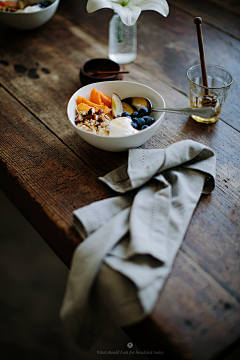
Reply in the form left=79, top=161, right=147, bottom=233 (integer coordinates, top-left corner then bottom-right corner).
left=57, top=0, right=240, bottom=131
left=0, top=88, right=115, bottom=265
left=169, top=0, right=240, bottom=39
left=125, top=250, right=240, bottom=360
left=0, top=1, right=239, bottom=359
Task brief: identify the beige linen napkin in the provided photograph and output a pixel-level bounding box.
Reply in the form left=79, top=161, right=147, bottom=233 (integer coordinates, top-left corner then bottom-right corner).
left=60, top=140, right=216, bottom=349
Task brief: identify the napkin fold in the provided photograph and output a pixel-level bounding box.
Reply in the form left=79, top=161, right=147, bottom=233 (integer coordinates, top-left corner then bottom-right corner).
left=60, top=140, right=216, bottom=349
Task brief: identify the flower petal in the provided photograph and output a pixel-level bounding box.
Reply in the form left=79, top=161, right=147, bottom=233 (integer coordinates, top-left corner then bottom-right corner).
left=86, top=0, right=113, bottom=13
left=134, top=0, right=169, bottom=17
left=112, top=3, right=141, bottom=26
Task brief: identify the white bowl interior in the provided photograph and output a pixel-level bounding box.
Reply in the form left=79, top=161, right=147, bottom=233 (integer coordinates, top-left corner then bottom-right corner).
left=67, top=81, right=165, bottom=152
left=0, top=0, right=60, bottom=30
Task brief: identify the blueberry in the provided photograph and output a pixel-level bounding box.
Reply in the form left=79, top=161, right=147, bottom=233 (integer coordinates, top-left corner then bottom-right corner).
left=37, top=3, right=45, bottom=8
left=131, top=121, right=138, bottom=129
left=138, top=107, right=149, bottom=117
left=121, top=111, right=131, bottom=118
left=142, top=125, right=149, bottom=130
left=135, top=117, right=145, bottom=129
left=142, top=116, right=155, bottom=126
left=43, top=1, right=52, bottom=7
left=132, top=117, right=139, bottom=123
left=132, top=117, right=142, bottom=129
left=131, top=111, right=139, bottom=118
left=36, top=1, right=51, bottom=8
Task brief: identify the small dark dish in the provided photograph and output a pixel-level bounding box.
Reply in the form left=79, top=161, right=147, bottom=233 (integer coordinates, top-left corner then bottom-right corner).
left=80, top=58, right=123, bottom=85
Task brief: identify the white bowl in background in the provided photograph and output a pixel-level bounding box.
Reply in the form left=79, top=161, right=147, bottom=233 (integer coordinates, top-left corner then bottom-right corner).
left=67, top=81, right=165, bottom=152
left=0, top=0, right=60, bottom=30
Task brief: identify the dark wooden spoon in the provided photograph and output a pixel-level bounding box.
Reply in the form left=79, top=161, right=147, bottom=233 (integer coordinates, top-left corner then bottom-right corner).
left=87, top=70, right=129, bottom=76
left=194, top=17, right=217, bottom=106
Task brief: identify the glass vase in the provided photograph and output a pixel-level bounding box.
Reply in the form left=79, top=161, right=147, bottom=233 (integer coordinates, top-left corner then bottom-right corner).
left=108, top=13, right=137, bottom=64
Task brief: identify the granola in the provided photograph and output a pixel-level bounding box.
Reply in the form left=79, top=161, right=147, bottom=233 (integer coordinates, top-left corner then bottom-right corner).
left=75, top=107, right=113, bottom=136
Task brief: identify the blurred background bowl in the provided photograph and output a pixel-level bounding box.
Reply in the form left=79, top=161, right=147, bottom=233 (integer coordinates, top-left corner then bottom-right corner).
left=0, top=0, right=60, bottom=30
left=67, top=81, right=165, bottom=152
left=80, top=58, right=123, bottom=86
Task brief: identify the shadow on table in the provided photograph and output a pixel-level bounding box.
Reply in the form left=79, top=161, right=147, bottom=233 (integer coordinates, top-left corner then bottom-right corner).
left=0, top=189, right=147, bottom=360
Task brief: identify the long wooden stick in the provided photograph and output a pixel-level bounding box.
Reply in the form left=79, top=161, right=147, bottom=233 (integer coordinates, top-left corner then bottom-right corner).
left=89, top=70, right=129, bottom=76
left=194, top=17, right=209, bottom=94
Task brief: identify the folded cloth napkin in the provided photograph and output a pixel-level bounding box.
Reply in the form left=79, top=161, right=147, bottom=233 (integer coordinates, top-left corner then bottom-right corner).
left=60, top=140, right=216, bottom=349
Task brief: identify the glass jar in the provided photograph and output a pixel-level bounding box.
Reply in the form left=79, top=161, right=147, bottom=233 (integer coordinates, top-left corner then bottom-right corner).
left=108, top=13, right=137, bottom=64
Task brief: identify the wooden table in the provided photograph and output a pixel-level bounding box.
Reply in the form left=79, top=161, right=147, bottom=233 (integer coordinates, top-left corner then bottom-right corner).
left=1, top=1, right=239, bottom=359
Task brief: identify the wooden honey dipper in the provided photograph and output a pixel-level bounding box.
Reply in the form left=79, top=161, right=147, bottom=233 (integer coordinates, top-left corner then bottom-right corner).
left=194, top=17, right=217, bottom=107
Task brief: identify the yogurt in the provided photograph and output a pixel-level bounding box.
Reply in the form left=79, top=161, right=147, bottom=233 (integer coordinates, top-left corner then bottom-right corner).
left=22, top=5, right=42, bottom=12
left=109, top=117, right=138, bottom=137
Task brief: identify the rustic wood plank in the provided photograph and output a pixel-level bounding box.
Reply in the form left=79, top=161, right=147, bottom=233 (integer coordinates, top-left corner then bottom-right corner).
left=135, top=11, right=239, bottom=128
left=0, top=17, right=127, bottom=175
left=125, top=249, right=240, bottom=360
left=207, top=0, right=240, bottom=16
left=146, top=117, right=240, bottom=302
left=0, top=14, right=239, bottom=285
left=0, top=87, right=116, bottom=265
left=0, top=6, right=240, bottom=359
left=57, top=0, right=240, bottom=131
left=169, top=0, right=240, bottom=39
left=1, top=84, right=239, bottom=360
left=58, top=0, right=240, bottom=40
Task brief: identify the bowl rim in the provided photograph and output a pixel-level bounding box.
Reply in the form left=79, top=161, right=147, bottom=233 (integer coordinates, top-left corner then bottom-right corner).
left=67, top=80, right=165, bottom=139
left=0, top=0, right=59, bottom=15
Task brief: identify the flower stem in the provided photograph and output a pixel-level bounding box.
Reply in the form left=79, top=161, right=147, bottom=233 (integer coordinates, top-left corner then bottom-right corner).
left=117, top=16, right=123, bottom=43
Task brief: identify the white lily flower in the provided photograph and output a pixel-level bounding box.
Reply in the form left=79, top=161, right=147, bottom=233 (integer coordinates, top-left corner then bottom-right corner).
left=86, top=0, right=169, bottom=26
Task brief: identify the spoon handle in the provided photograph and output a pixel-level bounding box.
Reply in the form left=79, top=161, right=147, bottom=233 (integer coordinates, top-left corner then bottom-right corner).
left=151, top=106, right=216, bottom=118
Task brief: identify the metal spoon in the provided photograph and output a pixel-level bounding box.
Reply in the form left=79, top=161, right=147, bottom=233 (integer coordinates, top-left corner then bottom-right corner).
left=122, top=96, right=217, bottom=119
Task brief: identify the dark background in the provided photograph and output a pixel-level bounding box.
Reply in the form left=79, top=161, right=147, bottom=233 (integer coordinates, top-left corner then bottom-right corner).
left=0, top=189, right=148, bottom=360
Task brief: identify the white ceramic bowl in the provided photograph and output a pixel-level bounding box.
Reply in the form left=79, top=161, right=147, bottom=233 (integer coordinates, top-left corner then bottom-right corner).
left=0, top=0, right=60, bottom=30
left=67, top=81, right=165, bottom=152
